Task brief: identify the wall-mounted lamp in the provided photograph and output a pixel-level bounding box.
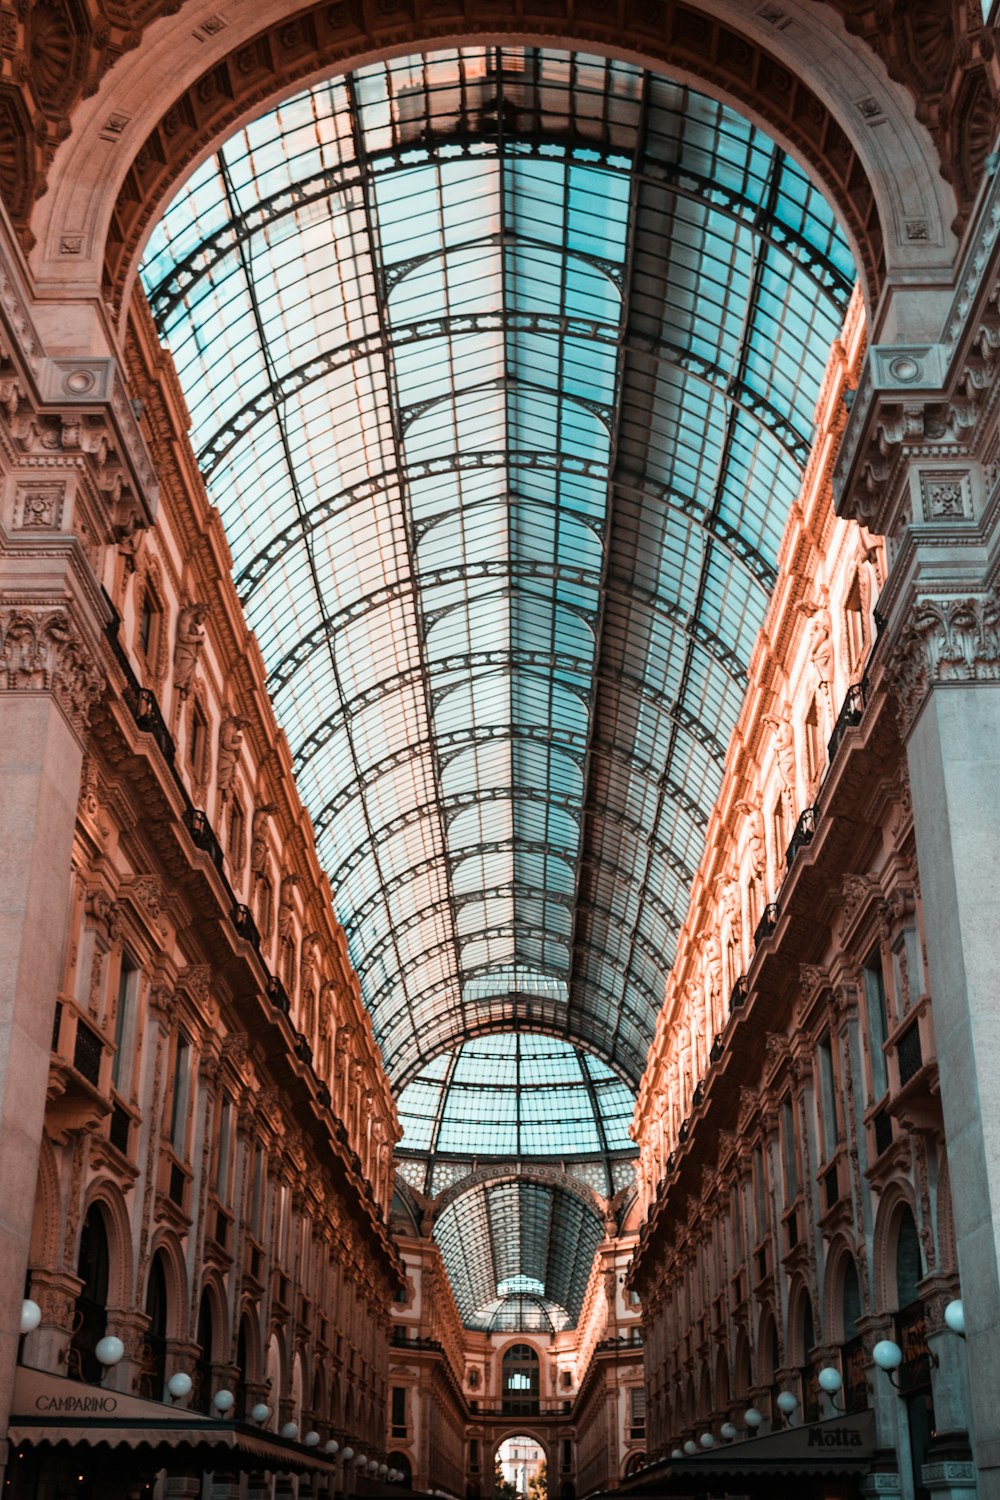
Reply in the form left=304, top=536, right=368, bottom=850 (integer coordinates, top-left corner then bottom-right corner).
left=251, top=1403, right=272, bottom=1425
left=944, top=1300, right=965, bottom=1338
left=682, top=1440, right=698, bottom=1456
left=817, top=1367, right=844, bottom=1412
left=95, top=1335, right=125, bottom=1385
left=775, top=1391, right=798, bottom=1426
left=20, top=1300, right=41, bottom=1336
left=872, top=1339, right=904, bottom=1388
left=326, top=1439, right=340, bottom=1456
left=698, top=1433, right=715, bottom=1450
left=167, top=1372, right=193, bottom=1403
left=719, top=1422, right=738, bottom=1442
left=743, top=1407, right=764, bottom=1434
left=212, top=1389, right=235, bottom=1415
left=670, top=1449, right=684, bottom=1460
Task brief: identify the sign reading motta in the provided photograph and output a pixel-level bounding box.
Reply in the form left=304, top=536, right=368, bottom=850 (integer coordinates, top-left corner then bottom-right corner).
left=679, top=1410, right=876, bottom=1465
left=807, top=1426, right=865, bottom=1448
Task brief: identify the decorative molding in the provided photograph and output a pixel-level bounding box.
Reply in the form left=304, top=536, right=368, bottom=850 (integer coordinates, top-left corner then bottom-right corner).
left=888, top=589, right=1000, bottom=735
left=0, top=600, right=103, bottom=735
left=918, top=468, right=972, bottom=521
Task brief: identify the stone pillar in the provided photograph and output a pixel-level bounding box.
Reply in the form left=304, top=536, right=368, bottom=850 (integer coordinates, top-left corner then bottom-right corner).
left=901, top=668, right=1000, bottom=1491
left=0, top=604, right=103, bottom=1474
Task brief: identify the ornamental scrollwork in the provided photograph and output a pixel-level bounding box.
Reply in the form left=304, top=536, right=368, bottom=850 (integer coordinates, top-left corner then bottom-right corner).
left=888, top=590, right=1000, bottom=734
left=0, top=604, right=103, bottom=735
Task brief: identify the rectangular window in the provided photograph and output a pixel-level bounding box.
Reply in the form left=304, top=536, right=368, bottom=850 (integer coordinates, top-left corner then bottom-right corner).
left=630, top=1386, right=646, bottom=1431
left=112, top=951, right=138, bottom=1090
left=188, top=704, right=206, bottom=773
left=391, top=1385, right=407, bottom=1435
left=731, top=1184, right=743, bottom=1259
left=864, top=949, right=889, bottom=1100
left=170, top=1033, right=191, bottom=1155
left=805, top=697, right=823, bottom=782
left=781, top=1095, right=798, bottom=1201
left=753, top=1146, right=767, bottom=1241
left=817, top=1032, right=840, bottom=1159
left=250, top=1145, right=265, bottom=1236
left=215, top=1096, right=233, bottom=1203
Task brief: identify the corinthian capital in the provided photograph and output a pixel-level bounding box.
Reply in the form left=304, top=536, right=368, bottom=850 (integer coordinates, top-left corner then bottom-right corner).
left=0, top=600, right=103, bottom=737
left=888, top=588, right=1000, bottom=736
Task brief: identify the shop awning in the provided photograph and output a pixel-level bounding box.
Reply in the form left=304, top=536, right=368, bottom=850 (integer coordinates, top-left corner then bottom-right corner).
left=9, top=1366, right=337, bottom=1475
left=619, top=1411, right=878, bottom=1493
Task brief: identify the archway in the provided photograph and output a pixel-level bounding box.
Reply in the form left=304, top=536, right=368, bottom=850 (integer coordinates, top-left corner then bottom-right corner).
left=68, top=1203, right=110, bottom=1385
left=140, top=1251, right=169, bottom=1401
left=495, top=1433, right=546, bottom=1500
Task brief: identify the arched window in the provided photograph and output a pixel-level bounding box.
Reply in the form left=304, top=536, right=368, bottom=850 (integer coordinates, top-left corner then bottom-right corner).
left=194, top=1289, right=214, bottom=1414
left=799, top=1294, right=819, bottom=1421
left=69, top=1204, right=110, bottom=1384
left=842, top=1257, right=862, bottom=1339
left=841, top=1256, right=867, bottom=1414
left=502, top=1344, right=540, bottom=1415
left=235, top=1315, right=251, bottom=1420
left=895, top=1206, right=923, bottom=1311
left=140, top=1253, right=168, bottom=1400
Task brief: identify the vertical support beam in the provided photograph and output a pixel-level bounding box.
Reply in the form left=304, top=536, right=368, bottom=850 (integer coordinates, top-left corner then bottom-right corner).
left=0, top=617, right=102, bottom=1474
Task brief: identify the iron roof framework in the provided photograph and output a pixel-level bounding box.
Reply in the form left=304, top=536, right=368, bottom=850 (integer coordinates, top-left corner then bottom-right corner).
left=432, top=1177, right=606, bottom=1330
left=141, top=45, right=854, bottom=1327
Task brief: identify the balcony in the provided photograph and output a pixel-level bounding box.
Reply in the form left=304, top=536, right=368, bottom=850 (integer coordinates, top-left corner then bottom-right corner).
left=729, top=975, right=748, bottom=1012
left=267, top=975, right=291, bottom=1016
left=710, top=1032, right=724, bottom=1063
left=184, top=807, right=225, bottom=875
left=753, top=902, right=779, bottom=946
left=132, top=687, right=176, bottom=766
left=785, top=806, right=817, bottom=869
left=231, top=903, right=261, bottom=952
left=828, top=680, right=867, bottom=762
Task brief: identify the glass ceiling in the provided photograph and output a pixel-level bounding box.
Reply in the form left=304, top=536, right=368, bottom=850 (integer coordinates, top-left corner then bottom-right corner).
left=140, top=46, right=853, bottom=1096
left=397, top=1032, right=635, bottom=1159
left=433, top=1178, right=605, bottom=1330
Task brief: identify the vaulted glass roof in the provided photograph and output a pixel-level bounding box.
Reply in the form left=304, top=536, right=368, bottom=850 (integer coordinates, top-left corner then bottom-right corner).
left=141, top=46, right=853, bottom=1097
left=433, top=1178, right=605, bottom=1329
left=397, top=1032, right=635, bottom=1159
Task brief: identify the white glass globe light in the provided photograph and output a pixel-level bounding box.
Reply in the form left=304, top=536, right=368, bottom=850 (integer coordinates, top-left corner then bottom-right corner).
left=720, top=1422, right=738, bottom=1441
left=355, top=1453, right=367, bottom=1466
left=944, top=1299, right=965, bottom=1335
left=379, top=1463, right=389, bottom=1476
left=167, top=1372, right=193, bottom=1400
left=671, top=1450, right=684, bottom=1460
left=326, top=1440, right=340, bottom=1455
left=818, top=1367, right=843, bottom=1394
left=20, top=1300, right=41, bottom=1336
left=744, top=1407, right=764, bottom=1429
left=342, top=1448, right=355, bottom=1462
left=281, top=1421, right=299, bottom=1440
left=776, top=1391, right=798, bottom=1415
left=213, top=1388, right=235, bottom=1413
left=251, top=1402, right=271, bottom=1424
left=683, top=1440, right=698, bottom=1456
left=95, top=1335, right=125, bottom=1366
left=872, top=1340, right=903, bottom=1371
left=699, top=1433, right=715, bottom=1449
left=305, top=1431, right=320, bottom=1448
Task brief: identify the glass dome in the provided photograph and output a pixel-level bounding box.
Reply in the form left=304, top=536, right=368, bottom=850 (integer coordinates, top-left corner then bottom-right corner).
left=396, top=1032, right=636, bottom=1158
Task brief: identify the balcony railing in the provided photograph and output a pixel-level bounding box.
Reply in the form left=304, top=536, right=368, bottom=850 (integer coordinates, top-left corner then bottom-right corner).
left=231, top=904, right=261, bottom=952
left=828, top=679, right=867, bottom=761
left=896, top=1021, right=924, bottom=1087
left=184, top=806, right=225, bottom=874
left=267, top=975, right=291, bottom=1016
left=73, top=1021, right=103, bottom=1088
left=729, top=975, right=748, bottom=1012
left=753, top=902, right=779, bottom=946
left=785, top=806, right=818, bottom=869
left=133, top=687, right=176, bottom=766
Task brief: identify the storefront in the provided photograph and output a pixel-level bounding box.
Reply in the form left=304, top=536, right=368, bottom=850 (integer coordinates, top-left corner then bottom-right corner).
left=616, top=1411, right=882, bottom=1499
left=6, top=1366, right=342, bottom=1498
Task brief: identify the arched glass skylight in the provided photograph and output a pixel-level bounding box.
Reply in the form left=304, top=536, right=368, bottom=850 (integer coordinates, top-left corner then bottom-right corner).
left=140, top=47, right=854, bottom=1094
left=396, top=1032, right=635, bottom=1157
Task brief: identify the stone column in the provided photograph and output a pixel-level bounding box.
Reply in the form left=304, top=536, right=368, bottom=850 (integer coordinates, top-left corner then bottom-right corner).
left=0, top=598, right=103, bottom=1473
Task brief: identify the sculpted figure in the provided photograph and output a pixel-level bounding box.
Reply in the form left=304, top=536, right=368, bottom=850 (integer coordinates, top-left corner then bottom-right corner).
left=217, top=715, right=248, bottom=799
left=764, top=706, right=796, bottom=801
left=250, top=803, right=275, bottom=873
left=174, top=604, right=207, bottom=697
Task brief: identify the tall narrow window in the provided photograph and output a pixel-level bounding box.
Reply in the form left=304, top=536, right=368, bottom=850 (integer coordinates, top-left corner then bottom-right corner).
left=752, top=1146, right=768, bottom=1241
left=250, top=1144, right=265, bottom=1237
left=845, top=573, right=866, bottom=675
left=215, top=1096, right=233, bottom=1202
left=781, top=1095, right=798, bottom=1200
left=170, top=1033, right=191, bottom=1155
left=864, top=949, right=889, bottom=1100
left=112, top=951, right=138, bottom=1091
left=804, top=697, right=823, bottom=783
left=817, top=1033, right=840, bottom=1159
left=391, top=1385, right=407, bottom=1436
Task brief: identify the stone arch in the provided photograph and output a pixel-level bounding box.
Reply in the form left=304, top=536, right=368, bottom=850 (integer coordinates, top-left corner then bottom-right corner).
left=492, top=1428, right=551, bottom=1479
left=145, top=1229, right=188, bottom=1339
left=936, top=1156, right=957, bottom=1276
left=28, top=1134, right=62, bottom=1270
left=329, top=1369, right=342, bottom=1428
left=79, top=1179, right=133, bottom=1310
left=825, top=1236, right=864, bottom=1341
left=786, top=1276, right=815, bottom=1365
left=235, top=1299, right=262, bottom=1386
left=755, top=1306, right=779, bottom=1387
left=732, top=1328, right=752, bottom=1400
left=697, top=1360, right=712, bottom=1419
left=265, top=1327, right=285, bottom=1422
left=713, top=1344, right=730, bottom=1411
left=27, top=2, right=962, bottom=327
left=197, top=1269, right=229, bottom=1360
left=872, top=1185, right=919, bottom=1315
